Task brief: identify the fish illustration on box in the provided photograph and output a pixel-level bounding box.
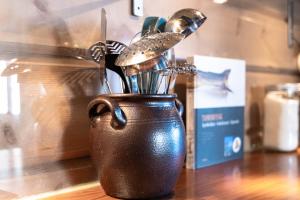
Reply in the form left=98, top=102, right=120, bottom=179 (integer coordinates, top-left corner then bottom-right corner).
left=195, top=69, right=232, bottom=92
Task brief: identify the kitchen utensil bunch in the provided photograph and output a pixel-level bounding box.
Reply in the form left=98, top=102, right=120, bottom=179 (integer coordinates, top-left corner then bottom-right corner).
left=88, top=8, right=206, bottom=94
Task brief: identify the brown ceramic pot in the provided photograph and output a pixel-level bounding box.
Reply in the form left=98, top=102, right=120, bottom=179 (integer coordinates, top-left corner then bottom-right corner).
left=88, top=94, right=185, bottom=199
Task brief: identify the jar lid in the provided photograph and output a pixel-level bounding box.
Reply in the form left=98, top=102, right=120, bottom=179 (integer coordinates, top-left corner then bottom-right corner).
left=267, top=83, right=300, bottom=98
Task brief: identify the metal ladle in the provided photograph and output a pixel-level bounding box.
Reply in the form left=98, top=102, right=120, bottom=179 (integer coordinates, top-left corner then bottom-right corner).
left=164, top=8, right=207, bottom=38
left=115, top=32, right=184, bottom=67
left=115, top=32, right=184, bottom=94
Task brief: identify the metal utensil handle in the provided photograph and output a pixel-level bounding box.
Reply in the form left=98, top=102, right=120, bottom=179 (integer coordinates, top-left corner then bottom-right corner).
left=175, top=99, right=184, bottom=117
left=88, top=97, right=127, bottom=129
left=129, top=31, right=142, bottom=45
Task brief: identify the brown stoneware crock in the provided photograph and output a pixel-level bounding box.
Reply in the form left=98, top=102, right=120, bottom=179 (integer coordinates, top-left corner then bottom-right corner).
left=87, top=94, right=186, bottom=199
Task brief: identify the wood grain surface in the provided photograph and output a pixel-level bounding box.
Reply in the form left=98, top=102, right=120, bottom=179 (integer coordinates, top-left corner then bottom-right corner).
left=36, top=150, right=300, bottom=200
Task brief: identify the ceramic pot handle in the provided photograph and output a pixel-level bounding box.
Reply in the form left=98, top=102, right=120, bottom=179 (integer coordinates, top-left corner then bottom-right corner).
left=175, top=99, right=184, bottom=117
left=88, top=97, right=127, bottom=129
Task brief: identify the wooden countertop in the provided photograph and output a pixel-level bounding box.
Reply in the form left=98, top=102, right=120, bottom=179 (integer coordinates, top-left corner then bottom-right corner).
left=29, top=150, right=300, bottom=200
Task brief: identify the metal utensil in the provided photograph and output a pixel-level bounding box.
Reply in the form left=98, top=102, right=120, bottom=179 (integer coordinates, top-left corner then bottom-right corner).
left=89, top=40, right=129, bottom=93
left=105, top=54, right=130, bottom=93
left=108, top=40, right=130, bottom=93
left=115, top=32, right=184, bottom=67
left=140, top=17, right=167, bottom=93
left=89, top=41, right=106, bottom=63
left=106, top=40, right=126, bottom=54
left=100, top=8, right=112, bottom=93
left=148, top=56, right=168, bottom=93
left=123, top=57, right=166, bottom=75
left=121, top=56, right=168, bottom=94
left=166, top=48, right=176, bottom=94
left=156, top=64, right=197, bottom=75
left=128, top=75, right=139, bottom=93
left=105, top=40, right=130, bottom=93
left=165, top=8, right=207, bottom=38
left=88, top=8, right=111, bottom=93
left=141, top=16, right=167, bottom=36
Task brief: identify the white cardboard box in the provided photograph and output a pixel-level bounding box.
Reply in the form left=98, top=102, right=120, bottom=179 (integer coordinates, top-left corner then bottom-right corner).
left=186, top=55, right=246, bottom=169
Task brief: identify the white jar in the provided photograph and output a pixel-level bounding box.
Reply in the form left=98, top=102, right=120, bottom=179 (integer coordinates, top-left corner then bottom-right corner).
left=264, top=91, right=299, bottom=151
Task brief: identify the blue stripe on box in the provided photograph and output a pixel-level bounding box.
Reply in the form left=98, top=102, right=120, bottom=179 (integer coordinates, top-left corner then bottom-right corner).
left=194, top=106, right=244, bottom=169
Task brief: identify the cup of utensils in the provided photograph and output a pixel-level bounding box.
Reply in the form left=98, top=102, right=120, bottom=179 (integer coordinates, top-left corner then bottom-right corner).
left=88, top=8, right=207, bottom=95
left=86, top=8, right=207, bottom=199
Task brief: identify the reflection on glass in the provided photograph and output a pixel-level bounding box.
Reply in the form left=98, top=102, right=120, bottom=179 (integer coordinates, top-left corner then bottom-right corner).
left=8, top=74, right=20, bottom=115
left=0, top=60, right=21, bottom=115
left=0, top=76, right=8, bottom=114
left=0, top=148, right=23, bottom=179
left=0, top=60, right=8, bottom=114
